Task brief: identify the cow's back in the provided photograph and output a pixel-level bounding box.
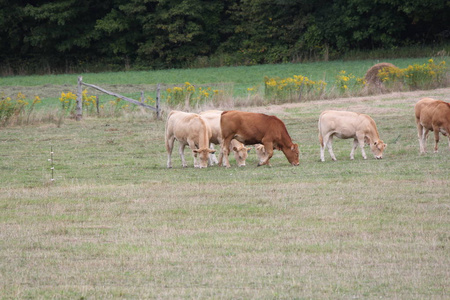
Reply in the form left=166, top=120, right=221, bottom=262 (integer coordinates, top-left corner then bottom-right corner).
left=319, top=110, right=378, bottom=138
left=319, top=110, right=360, bottom=131
left=167, top=111, right=209, bottom=144
left=199, top=110, right=222, bottom=144
left=415, top=98, right=439, bottom=120
left=433, top=101, right=450, bottom=125
left=415, top=98, right=448, bottom=127
left=221, top=110, right=286, bottom=145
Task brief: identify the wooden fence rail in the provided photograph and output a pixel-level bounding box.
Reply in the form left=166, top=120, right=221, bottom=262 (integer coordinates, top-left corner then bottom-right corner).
left=76, top=76, right=161, bottom=120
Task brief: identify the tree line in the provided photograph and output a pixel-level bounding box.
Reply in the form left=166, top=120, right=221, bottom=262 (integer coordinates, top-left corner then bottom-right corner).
left=1, top=0, right=449, bottom=74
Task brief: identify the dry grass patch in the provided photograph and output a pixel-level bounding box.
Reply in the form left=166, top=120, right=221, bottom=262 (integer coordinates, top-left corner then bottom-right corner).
left=1, top=88, right=449, bottom=298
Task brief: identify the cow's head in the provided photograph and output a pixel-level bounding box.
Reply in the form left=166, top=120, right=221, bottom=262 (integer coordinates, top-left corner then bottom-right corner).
left=193, top=148, right=216, bottom=168
left=370, top=140, right=387, bottom=159
left=255, top=144, right=269, bottom=165
left=232, top=145, right=252, bottom=167
left=284, top=143, right=300, bottom=166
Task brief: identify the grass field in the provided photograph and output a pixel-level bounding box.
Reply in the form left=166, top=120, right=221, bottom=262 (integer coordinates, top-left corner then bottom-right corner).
left=1, top=72, right=449, bottom=299
left=1, top=56, right=447, bottom=105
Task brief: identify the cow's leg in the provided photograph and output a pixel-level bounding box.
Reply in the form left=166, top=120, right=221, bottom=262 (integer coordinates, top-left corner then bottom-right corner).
left=324, top=134, right=337, bottom=161
left=187, top=140, right=200, bottom=168
left=432, top=126, right=440, bottom=153
left=356, top=134, right=367, bottom=159
left=417, top=123, right=429, bottom=154
left=221, top=136, right=233, bottom=168
left=208, top=143, right=218, bottom=166
left=178, top=143, right=188, bottom=168
left=416, top=121, right=426, bottom=154
left=421, top=127, right=429, bottom=154
left=259, top=141, right=273, bottom=166
left=350, top=139, right=358, bottom=160
left=166, top=136, right=175, bottom=168
left=217, top=139, right=225, bottom=166
left=446, top=127, right=450, bottom=151
left=319, top=133, right=326, bottom=162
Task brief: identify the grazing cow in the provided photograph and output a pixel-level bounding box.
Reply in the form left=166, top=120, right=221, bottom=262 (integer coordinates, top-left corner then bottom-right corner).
left=318, top=110, right=387, bottom=161
left=254, top=144, right=270, bottom=165
left=220, top=110, right=300, bottom=167
left=199, top=110, right=251, bottom=167
left=414, top=97, right=450, bottom=154
left=165, top=110, right=215, bottom=168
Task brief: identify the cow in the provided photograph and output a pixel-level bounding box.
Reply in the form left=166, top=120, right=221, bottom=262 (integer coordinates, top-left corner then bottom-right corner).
left=414, top=97, right=450, bottom=154
left=254, top=144, right=270, bottom=165
left=165, top=110, right=216, bottom=168
left=318, top=110, right=387, bottom=161
left=220, top=110, right=300, bottom=167
left=199, top=110, right=252, bottom=167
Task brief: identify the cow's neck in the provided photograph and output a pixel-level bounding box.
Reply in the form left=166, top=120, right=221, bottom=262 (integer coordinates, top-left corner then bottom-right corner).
left=198, top=132, right=209, bottom=148
left=365, top=130, right=380, bottom=144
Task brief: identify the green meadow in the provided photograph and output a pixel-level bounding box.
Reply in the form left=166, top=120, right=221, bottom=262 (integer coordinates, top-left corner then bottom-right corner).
left=0, top=59, right=449, bottom=298
left=1, top=57, right=446, bottom=101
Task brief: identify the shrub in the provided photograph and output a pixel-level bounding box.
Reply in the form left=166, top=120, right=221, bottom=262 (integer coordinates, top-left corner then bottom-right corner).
left=166, top=82, right=225, bottom=109
left=378, top=59, right=447, bottom=90
left=264, top=75, right=327, bottom=103
left=0, top=93, right=41, bottom=126
left=335, top=71, right=365, bottom=95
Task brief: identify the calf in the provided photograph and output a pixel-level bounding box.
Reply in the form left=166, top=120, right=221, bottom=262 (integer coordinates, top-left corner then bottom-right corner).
left=415, top=97, right=450, bottom=153
left=318, top=110, right=387, bottom=161
left=165, top=110, right=215, bottom=168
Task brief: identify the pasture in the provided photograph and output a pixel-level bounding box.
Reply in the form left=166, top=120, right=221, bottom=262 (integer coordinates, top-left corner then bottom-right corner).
left=1, top=78, right=450, bottom=297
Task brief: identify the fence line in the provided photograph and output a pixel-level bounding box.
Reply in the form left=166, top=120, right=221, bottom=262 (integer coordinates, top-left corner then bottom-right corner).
left=76, top=76, right=161, bottom=120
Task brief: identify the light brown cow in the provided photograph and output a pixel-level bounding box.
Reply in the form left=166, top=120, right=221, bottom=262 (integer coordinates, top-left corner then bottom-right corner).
left=165, top=110, right=215, bottom=168
left=220, top=110, right=300, bottom=167
left=254, top=144, right=270, bottom=165
left=199, top=110, right=251, bottom=167
left=415, top=97, right=450, bottom=154
left=318, top=110, right=387, bottom=161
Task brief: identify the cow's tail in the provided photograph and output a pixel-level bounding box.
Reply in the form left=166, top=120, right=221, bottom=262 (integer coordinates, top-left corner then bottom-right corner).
left=318, top=117, right=324, bottom=147
left=165, top=111, right=175, bottom=152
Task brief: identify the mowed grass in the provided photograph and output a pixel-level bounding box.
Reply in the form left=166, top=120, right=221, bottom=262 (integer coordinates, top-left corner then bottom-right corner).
left=1, top=56, right=447, bottom=100
left=1, top=87, right=449, bottom=298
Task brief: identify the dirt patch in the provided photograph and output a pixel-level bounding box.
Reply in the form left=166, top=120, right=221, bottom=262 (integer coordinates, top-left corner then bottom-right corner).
left=248, top=88, right=450, bottom=116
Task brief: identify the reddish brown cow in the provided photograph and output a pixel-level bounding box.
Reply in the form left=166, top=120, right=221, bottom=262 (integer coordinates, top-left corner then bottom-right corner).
left=199, top=110, right=252, bottom=167
left=415, top=97, right=450, bottom=154
left=220, top=110, right=299, bottom=167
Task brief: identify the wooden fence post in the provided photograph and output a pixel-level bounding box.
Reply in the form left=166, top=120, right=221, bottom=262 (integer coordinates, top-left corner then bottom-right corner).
left=96, top=96, right=100, bottom=115
left=76, top=76, right=83, bottom=121
left=156, top=83, right=161, bottom=119
left=140, top=91, right=144, bottom=103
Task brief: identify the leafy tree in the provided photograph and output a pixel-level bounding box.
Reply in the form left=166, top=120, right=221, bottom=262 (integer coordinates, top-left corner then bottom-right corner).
left=0, top=0, right=448, bottom=74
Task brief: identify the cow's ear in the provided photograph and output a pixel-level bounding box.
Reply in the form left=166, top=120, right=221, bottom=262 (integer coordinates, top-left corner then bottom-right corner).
left=246, top=147, right=252, bottom=153
left=209, top=149, right=216, bottom=153
left=374, top=141, right=378, bottom=146
left=193, top=149, right=199, bottom=153
left=233, top=146, right=238, bottom=152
